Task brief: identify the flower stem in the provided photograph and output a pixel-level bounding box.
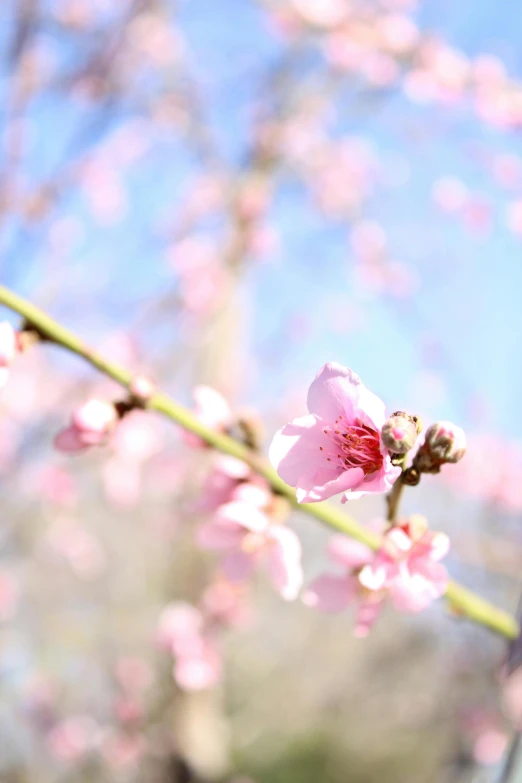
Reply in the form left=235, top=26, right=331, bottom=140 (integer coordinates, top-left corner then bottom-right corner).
left=386, top=467, right=405, bottom=523
left=0, top=284, right=519, bottom=641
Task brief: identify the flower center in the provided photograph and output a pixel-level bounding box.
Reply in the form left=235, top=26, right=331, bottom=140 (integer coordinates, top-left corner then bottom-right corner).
left=321, top=417, right=383, bottom=476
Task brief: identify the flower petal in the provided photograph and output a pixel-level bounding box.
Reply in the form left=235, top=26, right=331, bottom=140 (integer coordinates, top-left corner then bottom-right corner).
left=266, top=525, right=303, bottom=600
left=216, top=501, right=269, bottom=533
left=54, top=427, right=89, bottom=453
left=193, top=385, right=232, bottom=429
left=306, top=362, right=361, bottom=421
left=302, top=574, right=355, bottom=612
left=222, top=550, right=256, bottom=582
left=296, top=466, right=365, bottom=503
left=196, top=520, right=244, bottom=550
left=328, top=535, right=374, bottom=568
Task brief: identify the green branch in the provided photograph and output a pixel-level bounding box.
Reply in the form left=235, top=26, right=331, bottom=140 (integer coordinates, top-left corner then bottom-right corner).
left=0, top=284, right=518, bottom=640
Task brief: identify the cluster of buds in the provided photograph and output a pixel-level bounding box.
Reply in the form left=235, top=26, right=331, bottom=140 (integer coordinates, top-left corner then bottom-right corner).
left=416, top=421, right=467, bottom=469
left=381, top=410, right=466, bottom=486
left=404, top=421, right=467, bottom=486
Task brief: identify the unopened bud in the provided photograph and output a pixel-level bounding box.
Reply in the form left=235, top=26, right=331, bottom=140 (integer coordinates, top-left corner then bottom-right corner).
left=381, top=411, right=420, bottom=455
left=424, top=421, right=466, bottom=464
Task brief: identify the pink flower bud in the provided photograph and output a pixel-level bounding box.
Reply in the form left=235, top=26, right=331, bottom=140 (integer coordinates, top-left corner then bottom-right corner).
left=381, top=411, right=420, bottom=455
left=424, top=421, right=467, bottom=464
left=54, top=400, right=117, bottom=453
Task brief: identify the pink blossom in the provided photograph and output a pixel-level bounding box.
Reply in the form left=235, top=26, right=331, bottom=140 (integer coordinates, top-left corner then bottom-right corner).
left=54, top=399, right=117, bottom=453
left=167, top=236, right=227, bottom=315
left=197, top=497, right=303, bottom=601
left=157, top=602, right=222, bottom=691
left=358, top=515, right=449, bottom=612
left=0, top=322, right=19, bottom=388
left=303, top=536, right=383, bottom=636
left=184, top=385, right=233, bottom=448
left=269, top=363, right=401, bottom=503
left=304, top=517, right=449, bottom=635
left=201, top=575, right=252, bottom=627
left=195, top=455, right=252, bottom=513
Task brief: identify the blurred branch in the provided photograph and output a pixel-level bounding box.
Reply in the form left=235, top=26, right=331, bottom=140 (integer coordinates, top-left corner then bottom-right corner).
left=0, top=284, right=519, bottom=641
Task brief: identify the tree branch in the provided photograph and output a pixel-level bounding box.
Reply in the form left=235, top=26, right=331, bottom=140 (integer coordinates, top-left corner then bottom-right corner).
left=0, top=284, right=518, bottom=640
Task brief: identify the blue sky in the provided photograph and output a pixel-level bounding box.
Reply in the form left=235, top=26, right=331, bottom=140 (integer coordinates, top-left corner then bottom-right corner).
left=2, top=0, right=522, bottom=442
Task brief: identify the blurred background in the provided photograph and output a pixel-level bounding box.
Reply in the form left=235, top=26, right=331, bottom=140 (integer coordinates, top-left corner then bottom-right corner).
left=0, top=0, right=521, bottom=780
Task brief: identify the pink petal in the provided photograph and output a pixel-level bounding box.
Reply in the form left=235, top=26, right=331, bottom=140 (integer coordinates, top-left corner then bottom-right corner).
left=354, top=385, right=387, bottom=431
left=388, top=563, right=447, bottom=612
left=409, top=558, right=449, bottom=592
left=269, top=413, right=327, bottom=487
left=173, top=642, right=222, bottom=691
left=426, top=532, right=451, bottom=561
left=296, top=466, right=365, bottom=503
left=232, top=481, right=272, bottom=508
left=266, top=525, right=303, bottom=601
left=215, top=501, right=269, bottom=533
left=0, top=368, right=9, bottom=388
left=54, top=427, right=89, bottom=453
left=328, top=535, right=374, bottom=568
left=197, top=520, right=244, bottom=551
left=341, top=457, right=401, bottom=501
left=358, top=558, right=389, bottom=591
left=157, top=602, right=203, bottom=651
left=306, top=362, right=360, bottom=421
left=215, top=455, right=251, bottom=479
left=193, top=385, right=232, bottom=429
left=72, top=400, right=116, bottom=434
left=384, top=527, right=413, bottom=555
left=222, top=550, right=256, bottom=582
left=302, top=574, right=355, bottom=612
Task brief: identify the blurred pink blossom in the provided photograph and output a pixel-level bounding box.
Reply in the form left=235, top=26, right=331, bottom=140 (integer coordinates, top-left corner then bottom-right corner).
left=358, top=515, right=450, bottom=612
left=196, top=455, right=252, bottom=513
left=305, top=516, right=449, bottom=635
left=184, top=385, right=233, bottom=449
left=167, top=236, right=228, bottom=315
left=198, top=494, right=303, bottom=601
left=157, top=602, right=222, bottom=691
left=54, top=399, right=117, bottom=453
left=201, top=576, right=252, bottom=627
left=432, top=177, right=469, bottom=214
left=269, top=363, right=401, bottom=503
